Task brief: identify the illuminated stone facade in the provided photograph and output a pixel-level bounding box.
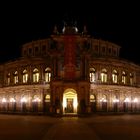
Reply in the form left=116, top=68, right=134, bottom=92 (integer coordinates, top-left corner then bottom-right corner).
left=0, top=24, right=140, bottom=114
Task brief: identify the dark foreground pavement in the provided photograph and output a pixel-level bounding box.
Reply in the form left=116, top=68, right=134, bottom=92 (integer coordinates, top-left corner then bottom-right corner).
left=0, top=114, right=140, bottom=140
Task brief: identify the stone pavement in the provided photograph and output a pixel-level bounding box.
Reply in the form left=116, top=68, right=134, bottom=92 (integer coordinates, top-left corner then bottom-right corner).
left=0, top=114, right=140, bottom=140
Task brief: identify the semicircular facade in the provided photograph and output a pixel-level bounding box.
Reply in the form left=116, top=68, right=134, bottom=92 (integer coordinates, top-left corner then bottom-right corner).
left=0, top=25, right=140, bottom=114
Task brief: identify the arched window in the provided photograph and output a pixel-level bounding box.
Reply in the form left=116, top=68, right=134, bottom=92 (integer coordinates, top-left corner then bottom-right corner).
left=9, top=97, right=16, bottom=111
left=101, top=69, right=107, bottom=83
left=130, top=73, right=133, bottom=85
left=14, top=71, right=18, bottom=84
left=112, top=70, right=118, bottom=83
left=90, top=94, right=95, bottom=102
left=89, top=68, right=96, bottom=82
left=23, top=69, right=28, bottom=83
left=33, top=68, right=39, bottom=82
left=113, top=95, right=119, bottom=112
left=32, top=95, right=41, bottom=112
left=122, top=71, right=126, bottom=84
left=20, top=95, right=27, bottom=112
left=7, top=73, right=10, bottom=85
left=45, top=67, right=51, bottom=82
left=45, top=95, right=50, bottom=102
left=100, top=94, right=107, bottom=111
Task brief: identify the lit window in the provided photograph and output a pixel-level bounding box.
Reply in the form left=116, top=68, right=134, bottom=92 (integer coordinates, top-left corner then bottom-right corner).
left=45, top=67, right=51, bottom=82
left=33, top=68, right=39, bottom=82
left=122, top=71, right=126, bottom=84
left=89, top=68, right=96, bottom=82
left=90, top=94, right=95, bottom=102
left=112, top=70, right=118, bottom=83
left=7, top=73, right=10, bottom=85
left=45, top=95, right=50, bottom=102
left=32, top=95, right=41, bottom=102
left=23, top=69, right=28, bottom=83
left=14, top=71, right=18, bottom=84
left=100, top=94, right=107, bottom=102
left=101, top=69, right=107, bottom=83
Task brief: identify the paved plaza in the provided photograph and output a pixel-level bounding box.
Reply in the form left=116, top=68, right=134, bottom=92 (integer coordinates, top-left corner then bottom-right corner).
left=0, top=114, right=140, bottom=140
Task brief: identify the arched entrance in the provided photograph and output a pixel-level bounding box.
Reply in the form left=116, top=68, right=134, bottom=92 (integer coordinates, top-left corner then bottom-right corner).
left=63, top=88, right=78, bottom=114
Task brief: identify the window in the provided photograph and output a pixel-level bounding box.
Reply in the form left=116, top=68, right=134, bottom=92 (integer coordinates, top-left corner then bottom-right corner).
left=90, top=94, right=95, bottom=102
left=101, top=69, right=107, bottom=83
left=45, top=95, right=50, bottom=102
left=35, top=47, right=39, bottom=52
left=42, top=45, right=46, bottom=51
left=23, top=69, right=28, bottom=83
left=45, top=67, right=51, bottom=82
left=33, top=68, right=39, bottom=82
left=14, top=71, right=18, bottom=84
left=89, top=68, right=96, bottom=82
left=109, top=48, right=111, bottom=53
left=29, top=48, right=32, bottom=54
left=95, top=45, right=98, bottom=51
left=130, top=73, right=133, bottom=85
left=7, top=73, right=10, bottom=85
left=24, top=50, right=27, bottom=56
left=112, top=70, right=118, bottom=83
left=122, top=71, right=126, bottom=84
left=113, top=49, right=117, bottom=56
left=42, top=45, right=46, bottom=55
left=102, top=47, right=105, bottom=53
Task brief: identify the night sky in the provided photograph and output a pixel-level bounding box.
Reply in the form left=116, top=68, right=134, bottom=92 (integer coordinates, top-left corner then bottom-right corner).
left=0, top=2, right=140, bottom=64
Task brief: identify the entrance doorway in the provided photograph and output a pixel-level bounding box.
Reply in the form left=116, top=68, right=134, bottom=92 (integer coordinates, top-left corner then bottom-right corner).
left=63, top=88, right=78, bottom=114
left=66, top=98, right=73, bottom=113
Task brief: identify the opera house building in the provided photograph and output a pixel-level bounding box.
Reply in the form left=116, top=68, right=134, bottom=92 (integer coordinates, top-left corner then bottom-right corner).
left=0, top=24, right=140, bottom=115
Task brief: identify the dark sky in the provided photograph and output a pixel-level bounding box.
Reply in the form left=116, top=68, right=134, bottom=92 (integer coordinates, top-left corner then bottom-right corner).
left=0, top=1, right=140, bottom=64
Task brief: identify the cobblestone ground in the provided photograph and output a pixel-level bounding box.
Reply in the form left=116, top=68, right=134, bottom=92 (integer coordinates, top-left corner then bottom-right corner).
left=0, top=114, right=140, bottom=140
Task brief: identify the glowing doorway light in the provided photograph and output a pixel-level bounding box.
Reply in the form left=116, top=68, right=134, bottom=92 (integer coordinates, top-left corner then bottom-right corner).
left=2, top=98, right=7, bottom=103
left=10, top=98, right=16, bottom=102
left=63, top=89, right=78, bottom=113
left=33, top=97, right=41, bottom=102
left=133, top=98, right=138, bottom=103
left=113, top=99, right=119, bottom=103
left=63, top=96, right=67, bottom=108
left=21, top=97, right=27, bottom=103
left=100, top=98, right=107, bottom=102
left=73, top=97, right=78, bottom=108
left=124, top=98, right=130, bottom=102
